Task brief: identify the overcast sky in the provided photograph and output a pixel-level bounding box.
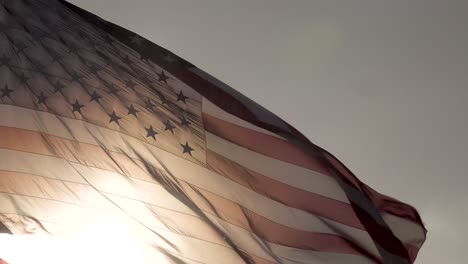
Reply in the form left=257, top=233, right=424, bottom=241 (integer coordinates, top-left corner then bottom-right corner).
left=68, top=1, right=468, bottom=263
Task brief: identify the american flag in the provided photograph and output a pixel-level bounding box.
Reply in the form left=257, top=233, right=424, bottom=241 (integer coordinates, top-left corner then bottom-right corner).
left=0, top=0, right=426, bottom=263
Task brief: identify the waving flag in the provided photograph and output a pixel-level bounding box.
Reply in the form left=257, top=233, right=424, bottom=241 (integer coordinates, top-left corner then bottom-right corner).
left=0, top=0, right=426, bottom=263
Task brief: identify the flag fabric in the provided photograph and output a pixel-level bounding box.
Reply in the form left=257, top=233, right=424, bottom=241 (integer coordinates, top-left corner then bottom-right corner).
left=0, top=0, right=426, bottom=263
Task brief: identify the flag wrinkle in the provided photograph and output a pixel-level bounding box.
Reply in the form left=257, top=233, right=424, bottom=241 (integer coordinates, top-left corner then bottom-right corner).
left=0, top=1, right=426, bottom=263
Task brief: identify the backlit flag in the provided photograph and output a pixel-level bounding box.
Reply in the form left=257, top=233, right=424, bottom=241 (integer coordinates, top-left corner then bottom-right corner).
left=0, top=0, right=426, bottom=263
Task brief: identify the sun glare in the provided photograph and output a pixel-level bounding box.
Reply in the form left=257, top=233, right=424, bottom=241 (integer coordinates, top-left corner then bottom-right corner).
left=0, top=216, right=160, bottom=264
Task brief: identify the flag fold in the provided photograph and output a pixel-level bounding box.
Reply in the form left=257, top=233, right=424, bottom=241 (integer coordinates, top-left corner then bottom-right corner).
left=0, top=1, right=426, bottom=263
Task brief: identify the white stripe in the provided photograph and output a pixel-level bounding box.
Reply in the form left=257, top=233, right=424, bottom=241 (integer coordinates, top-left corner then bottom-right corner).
left=0, top=193, right=91, bottom=225
left=0, top=104, right=91, bottom=143
left=383, top=213, right=426, bottom=248
left=202, top=97, right=285, bottom=140
left=269, top=245, right=375, bottom=264
left=0, top=171, right=95, bottom=207
left=205, top=131, right=350, bottom=203
left=141, top=227, right=249, bottom=264
left=0, top=148, right=86, bottom=184
left=70, top=162, right=196, bottom=216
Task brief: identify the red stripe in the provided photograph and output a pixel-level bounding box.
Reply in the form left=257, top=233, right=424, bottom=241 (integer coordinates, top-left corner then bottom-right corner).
left=203, top=113, right=331, bottom=175
left=406, top=244, right=421, bottom=263
left=207, top=149, right=364, bottom=229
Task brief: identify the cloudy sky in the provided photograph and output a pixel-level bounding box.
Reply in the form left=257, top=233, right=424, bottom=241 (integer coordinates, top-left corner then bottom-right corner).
left=68, top=1, right=468, bottom=263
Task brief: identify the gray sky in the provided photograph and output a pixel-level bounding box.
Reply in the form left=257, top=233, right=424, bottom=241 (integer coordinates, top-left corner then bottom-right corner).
left=68, top=1, right=468, bottom=263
